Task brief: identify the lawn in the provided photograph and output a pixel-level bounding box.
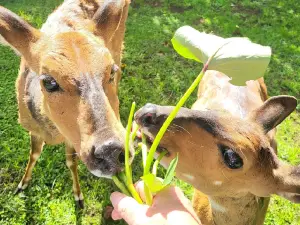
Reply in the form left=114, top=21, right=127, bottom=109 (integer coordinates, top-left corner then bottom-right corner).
left=0, top=0, right=299, bottom=224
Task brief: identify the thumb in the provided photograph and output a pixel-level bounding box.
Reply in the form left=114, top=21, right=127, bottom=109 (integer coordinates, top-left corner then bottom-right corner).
left=110, top=192, right=148, bottom=224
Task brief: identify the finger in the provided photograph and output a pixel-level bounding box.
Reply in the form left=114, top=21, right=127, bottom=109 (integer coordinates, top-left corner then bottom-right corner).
left=111, top=209, right=122, bottom=220
left=110, top=192, right=147, bottom=224
left=135, top=181, right=146, bottom=202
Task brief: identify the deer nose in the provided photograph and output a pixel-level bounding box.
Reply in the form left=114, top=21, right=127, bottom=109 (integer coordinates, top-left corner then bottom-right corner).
left=93, top=141, right=126, bottom=165
left=135, top=103, right=157, bottom=127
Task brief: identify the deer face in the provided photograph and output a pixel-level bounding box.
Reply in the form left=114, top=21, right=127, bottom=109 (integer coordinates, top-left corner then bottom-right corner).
left=37, top=32, right=126, bottom=177
left=135, top=96, right=300, bottom=202
left=0, top=1, right=131, bottom=177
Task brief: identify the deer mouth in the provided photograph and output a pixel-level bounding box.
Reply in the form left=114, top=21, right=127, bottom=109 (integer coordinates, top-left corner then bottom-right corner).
left=134, top=103, right=172, bottom=156
left=133, top=125, right=170, bottom=156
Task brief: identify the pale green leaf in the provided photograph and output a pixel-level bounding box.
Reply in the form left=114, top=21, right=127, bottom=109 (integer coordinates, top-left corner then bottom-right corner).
left=163, top=154, right=179, bottom=186
left=141, top=174, right=164, bottom=193
left=171, top=26, right=272, bottom=86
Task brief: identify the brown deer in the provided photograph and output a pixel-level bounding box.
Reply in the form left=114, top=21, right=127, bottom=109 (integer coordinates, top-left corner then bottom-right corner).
left=135, top=71, right=298, bottom=225
left=0, top=0, right=131, bottom=208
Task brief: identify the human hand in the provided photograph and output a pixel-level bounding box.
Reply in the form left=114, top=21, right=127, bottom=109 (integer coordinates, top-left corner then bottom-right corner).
left=110, top=182, right=201, bottom=225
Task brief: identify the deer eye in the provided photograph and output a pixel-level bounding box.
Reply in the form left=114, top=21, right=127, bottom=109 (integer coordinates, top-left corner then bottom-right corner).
left=109, top=64, right=119, bottom=83
left=41, top=75, right=60, bottom=92
left=218, top=145, right=243, bottom=169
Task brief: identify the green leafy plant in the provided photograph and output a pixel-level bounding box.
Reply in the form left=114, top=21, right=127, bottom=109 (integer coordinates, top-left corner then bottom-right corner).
left=113, top=26, right=272, bottom=205
left=172, top=26, right=271, bottom=86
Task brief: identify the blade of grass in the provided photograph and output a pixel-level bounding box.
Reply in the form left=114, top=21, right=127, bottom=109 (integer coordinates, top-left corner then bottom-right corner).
left=144, top=43, right=228, bottom=175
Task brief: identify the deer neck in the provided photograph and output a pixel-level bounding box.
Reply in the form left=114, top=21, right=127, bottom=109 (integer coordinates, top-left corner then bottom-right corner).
left=208, top=194, right=269, bottom=225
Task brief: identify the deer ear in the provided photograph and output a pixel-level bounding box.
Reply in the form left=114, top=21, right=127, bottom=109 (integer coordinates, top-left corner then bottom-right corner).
left=0, top=6, right=41, bottom=56
left=93, top=0, right=130, bottom=43
left=249, top=96, right=297, bottom=133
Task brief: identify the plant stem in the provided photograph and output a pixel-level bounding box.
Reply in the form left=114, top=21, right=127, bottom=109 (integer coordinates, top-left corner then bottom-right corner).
left=112, top=176, right=131, bottom=196
left=144, top=183, right=153, bottom=205
left=125, top=102, right=143, bottom=204
left=152, top=150, right=168, bottom=176
left=127, top=183, right=143, bottom=204
left=141, top=134, right=148, bottom=172
left=140, top=133, right=152, bottom=205
left=144, top=44, right=225, bottom=175
left=143, top=71, right=205, bottom=174
left=131, top=122, right=140, bottom=142
left=118, top=171, right=127, bottom=185
left=125, top=102, right=135, bottom=186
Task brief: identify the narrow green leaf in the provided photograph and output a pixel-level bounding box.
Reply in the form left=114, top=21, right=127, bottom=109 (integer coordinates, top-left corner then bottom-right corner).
left=112, top=176, right=131, bottom=196
left=152, top=150, right=168, bottom=176
left=118, top=171, right=127, bottom=185
left=163, top=154, right=179, bottom=186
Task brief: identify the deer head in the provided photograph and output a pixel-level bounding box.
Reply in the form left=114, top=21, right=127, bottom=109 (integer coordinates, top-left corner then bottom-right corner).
left=0, top=0, right=131, bottom=177
left=135, top=96, right=300, bottom=202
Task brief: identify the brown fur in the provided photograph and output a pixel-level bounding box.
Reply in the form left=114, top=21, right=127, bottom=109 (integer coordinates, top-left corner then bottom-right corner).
left=0, top=0, right=131, bottom=207
left=135, top=70, right=298, bottom=225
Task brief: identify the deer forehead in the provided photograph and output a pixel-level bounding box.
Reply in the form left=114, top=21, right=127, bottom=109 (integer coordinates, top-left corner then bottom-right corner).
left=38, top=32, right=112, bottom=75
left=183, top=114, right=265, bottom=152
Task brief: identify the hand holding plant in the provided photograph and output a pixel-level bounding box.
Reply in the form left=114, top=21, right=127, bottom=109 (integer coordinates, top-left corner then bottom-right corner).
left=110, top=182, right=201, bottom=225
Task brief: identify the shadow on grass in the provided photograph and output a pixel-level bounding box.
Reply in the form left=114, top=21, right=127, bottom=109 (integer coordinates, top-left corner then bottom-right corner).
left=75, top=206, right=83, bottom=225
left=23, top=190, right=36, bottom=224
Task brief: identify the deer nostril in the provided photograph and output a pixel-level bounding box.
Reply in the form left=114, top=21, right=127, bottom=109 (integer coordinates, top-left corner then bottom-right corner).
left=118, top=152, right=125, bottom=164
left=94, top=141, right=126, bottom=165
left=136, top=103, right=157, bottom=127
left=97, top=157, right=105, bottom=164
left=142, top=113, right=156, bottom=126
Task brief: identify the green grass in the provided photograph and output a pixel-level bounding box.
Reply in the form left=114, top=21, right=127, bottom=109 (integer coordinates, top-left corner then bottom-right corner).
left=0, top=0, right=299, bottom=224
